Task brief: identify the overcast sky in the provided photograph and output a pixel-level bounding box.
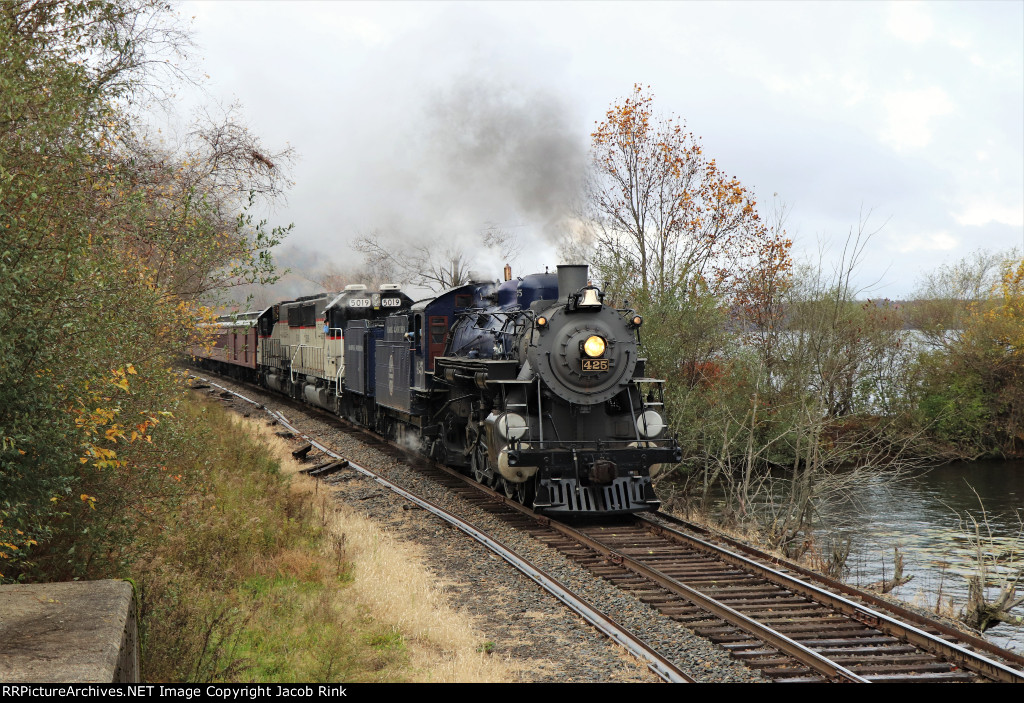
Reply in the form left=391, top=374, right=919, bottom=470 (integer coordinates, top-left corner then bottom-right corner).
left=173, top=0, right=1023, bottom=299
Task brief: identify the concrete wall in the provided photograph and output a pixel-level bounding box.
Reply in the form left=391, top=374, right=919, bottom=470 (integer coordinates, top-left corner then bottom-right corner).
left=0, top=580, right=138, bottom=683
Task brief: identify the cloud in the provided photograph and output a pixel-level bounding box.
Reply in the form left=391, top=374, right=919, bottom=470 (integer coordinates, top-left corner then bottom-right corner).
left=332, top=15, right=390, bottom=47
left=953, top=198, right=1024, bottom=228
left=886, top=1, right=934, bottom=44
left=175, top=0, right=1021, bottom=301
left=879, top=87, right=953, bottom=150
left=892, top=231, right=958, bottom=253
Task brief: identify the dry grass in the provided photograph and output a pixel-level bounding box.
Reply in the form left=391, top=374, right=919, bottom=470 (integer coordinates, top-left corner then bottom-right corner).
left=236, top=415, right=519, bottom=683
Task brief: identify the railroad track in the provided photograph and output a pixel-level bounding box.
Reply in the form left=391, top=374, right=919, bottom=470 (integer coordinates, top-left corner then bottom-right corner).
left=193, top=374, right=694, bottom=683
left=192, top=372, right=1024, bottom=683
left=408, top=459, right=1024, bottom=682
left=559, top=519, right=1024, bottom=682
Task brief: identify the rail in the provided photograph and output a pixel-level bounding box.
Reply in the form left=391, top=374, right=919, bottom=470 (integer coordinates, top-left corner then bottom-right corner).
left=190, top=371, right=1024, bottom=683
left=190, top=375, right=695, bottom=684
left=642, top=513, right=1024, bottom=683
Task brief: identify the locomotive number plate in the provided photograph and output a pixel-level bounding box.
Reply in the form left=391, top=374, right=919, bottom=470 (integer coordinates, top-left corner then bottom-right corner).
left=582, top=359, right=610, bottom=372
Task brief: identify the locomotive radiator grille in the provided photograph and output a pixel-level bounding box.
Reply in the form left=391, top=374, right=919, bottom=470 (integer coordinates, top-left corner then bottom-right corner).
left=292, top=344, right=326, bottom=376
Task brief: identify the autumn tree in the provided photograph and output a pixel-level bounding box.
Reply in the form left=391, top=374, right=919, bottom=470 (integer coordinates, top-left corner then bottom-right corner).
left=585, top=84, right=792, bottom=312
left=0, top=0, right=293, bottom=581
left=912, top=250, right=1024, bottom=457
left=582, top=88, right=935, bottom=561
left=579, top=85, right=792, bottom=394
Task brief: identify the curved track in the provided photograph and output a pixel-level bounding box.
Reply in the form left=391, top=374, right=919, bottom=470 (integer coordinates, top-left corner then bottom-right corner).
left=558, top=518, right=1024, bottom=682
left=192, top=372, right=1024, bottom=683
left=194, top=375, right=694, bottom=683
left=419, top=458, right=1024, bottom=682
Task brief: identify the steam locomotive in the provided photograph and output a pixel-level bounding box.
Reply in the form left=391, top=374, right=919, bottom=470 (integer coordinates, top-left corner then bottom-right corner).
left=191, top=264, right=681, bottom=515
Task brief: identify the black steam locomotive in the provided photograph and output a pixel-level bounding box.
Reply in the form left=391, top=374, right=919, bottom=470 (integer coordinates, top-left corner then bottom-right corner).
left=193, top=264, right=680, bottom=515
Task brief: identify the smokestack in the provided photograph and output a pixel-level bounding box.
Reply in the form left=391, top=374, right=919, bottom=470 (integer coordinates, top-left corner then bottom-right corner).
left=557, top=264, right=588, bottom=302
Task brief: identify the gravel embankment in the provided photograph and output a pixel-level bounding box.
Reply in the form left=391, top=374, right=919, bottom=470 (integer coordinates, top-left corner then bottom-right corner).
left=198, top=377, right=768, bottom=683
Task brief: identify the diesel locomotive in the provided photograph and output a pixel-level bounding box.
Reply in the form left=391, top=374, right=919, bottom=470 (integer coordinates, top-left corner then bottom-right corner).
left=191, top=264, right=681, bottom=515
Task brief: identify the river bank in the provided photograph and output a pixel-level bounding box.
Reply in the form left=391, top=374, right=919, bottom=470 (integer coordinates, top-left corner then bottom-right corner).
left=828, top=459, right=1024, bottom=654
left=674, top=458, right=1024, bottom=653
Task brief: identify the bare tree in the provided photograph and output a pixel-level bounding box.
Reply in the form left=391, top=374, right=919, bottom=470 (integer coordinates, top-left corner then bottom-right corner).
left=957, top=491, right=1024, bottom=632
left=120, top=101, right=295, bottom=216
left=662, top=220, right=928, bottom=562
left=299, top=262, right=388, bottom=293
left=107, top=103, right=295, bottom=303
left=908, top=249, right=1009, bottom=352
left=353, top=223, right=520, bottom=293
left=185, top=101, right=296, bottom=210
left=779, top=215, right=910, bottom=418
left=1, top=0, right=195, bottom=108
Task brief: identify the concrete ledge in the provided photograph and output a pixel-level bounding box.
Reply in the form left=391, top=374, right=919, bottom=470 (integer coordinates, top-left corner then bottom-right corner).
left=0, top=580, right=138, bottom=683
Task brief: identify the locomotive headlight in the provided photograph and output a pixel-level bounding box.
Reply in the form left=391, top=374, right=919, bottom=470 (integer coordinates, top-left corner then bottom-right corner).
left=582, top=335, right=606, bottom=358
left=536, top=316, right=548, bottom=328
left=631, top=315, right=643, bottom=328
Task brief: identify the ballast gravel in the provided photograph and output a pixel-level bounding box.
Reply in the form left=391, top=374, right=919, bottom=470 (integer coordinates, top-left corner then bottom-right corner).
left=198, top=377, right=769, bottom=683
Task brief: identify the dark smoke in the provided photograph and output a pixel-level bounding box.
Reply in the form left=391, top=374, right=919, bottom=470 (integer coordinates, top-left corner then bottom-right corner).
left=349, top=70, right=588, bottom=272
left=419, top=77, right=587, bottom=241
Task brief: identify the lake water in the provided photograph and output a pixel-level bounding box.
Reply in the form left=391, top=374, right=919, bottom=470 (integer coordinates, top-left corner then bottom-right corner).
left=819, top=460, right=1024, bottom=654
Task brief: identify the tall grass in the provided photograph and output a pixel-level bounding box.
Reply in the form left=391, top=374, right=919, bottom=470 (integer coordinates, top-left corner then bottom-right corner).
left=136, top=398, right=515, bottom=683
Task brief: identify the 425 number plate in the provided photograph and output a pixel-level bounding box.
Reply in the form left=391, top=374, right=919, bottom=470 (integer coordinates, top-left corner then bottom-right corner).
left=581, top=359, right=610, bottom=372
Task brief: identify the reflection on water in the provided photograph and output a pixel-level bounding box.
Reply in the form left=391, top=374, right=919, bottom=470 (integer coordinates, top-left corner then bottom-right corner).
left=819, top=460, right=1024, bottom=653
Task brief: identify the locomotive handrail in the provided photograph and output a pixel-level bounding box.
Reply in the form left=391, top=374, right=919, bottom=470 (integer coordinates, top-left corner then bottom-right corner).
left=334, top=366, right=345, bottom=398
left=511, top=438, right=677, bottom=449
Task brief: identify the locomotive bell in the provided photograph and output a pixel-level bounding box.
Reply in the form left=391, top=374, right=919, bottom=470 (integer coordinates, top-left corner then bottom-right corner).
left=577, top=286, right=602, bottom=309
